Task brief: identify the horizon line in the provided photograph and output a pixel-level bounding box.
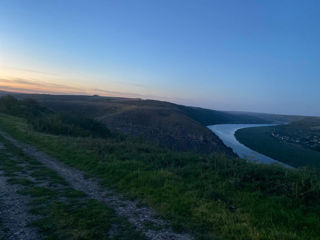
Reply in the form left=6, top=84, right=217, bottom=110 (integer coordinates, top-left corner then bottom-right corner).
left=1, top=88, right=319, bottom=118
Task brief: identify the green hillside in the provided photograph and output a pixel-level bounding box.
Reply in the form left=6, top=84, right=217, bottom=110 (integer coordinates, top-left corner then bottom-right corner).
left=1, top=91, right=277, bottom=154
left=0, top=95, right=319, bottom=240
left=235, top=126, right=320, bottom=168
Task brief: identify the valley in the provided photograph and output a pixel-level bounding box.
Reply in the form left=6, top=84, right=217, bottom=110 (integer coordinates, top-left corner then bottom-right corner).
left=208, top=124, right=291, bottom=167
left=2, top=2, right=319, bottom=239
left=0, top=94, right=319, bottom=240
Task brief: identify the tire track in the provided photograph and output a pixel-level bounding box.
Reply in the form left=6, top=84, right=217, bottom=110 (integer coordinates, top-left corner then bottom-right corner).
left=0, top=141, right=39, bottom=240
left=0, top=129, right=193, bottom=240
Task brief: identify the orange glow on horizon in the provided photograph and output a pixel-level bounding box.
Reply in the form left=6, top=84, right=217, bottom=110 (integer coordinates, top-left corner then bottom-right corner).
left=0, top=75, right=147, bottom=99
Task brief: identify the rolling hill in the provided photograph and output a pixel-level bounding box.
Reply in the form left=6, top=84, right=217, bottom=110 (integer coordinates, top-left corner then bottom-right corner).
left=0, top=90, right=306, bottom=154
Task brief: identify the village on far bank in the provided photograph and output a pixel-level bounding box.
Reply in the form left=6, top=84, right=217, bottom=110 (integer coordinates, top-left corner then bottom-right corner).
left=271, top=129, right=320, bottom=152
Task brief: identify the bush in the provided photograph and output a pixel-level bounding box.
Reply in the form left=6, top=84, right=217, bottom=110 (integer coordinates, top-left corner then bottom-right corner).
left=0, top=95, right=112, bottom=138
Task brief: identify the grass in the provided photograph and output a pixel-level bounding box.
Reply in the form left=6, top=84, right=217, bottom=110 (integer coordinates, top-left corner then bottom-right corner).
left=7, top=177, right=34, bottom=186
left=0, top=113, right=319, bottom=240
left=32, top=199, right=145, bottom=240
left=235, top=126, right=320, bottom=168
left=0, top=129, right=145, bottom=240
left=31, top=200, right=113, bottom=240
left=30, top=167, right=68, bottom=185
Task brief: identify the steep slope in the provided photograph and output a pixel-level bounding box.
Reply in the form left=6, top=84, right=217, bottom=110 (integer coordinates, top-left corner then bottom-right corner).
left=177, top=105, right=270, bottom=125
left=5, top=93, right=231, bottom=153
left=38, top=97, right=231, bottom=153
left=1, top=91, right=305, bottom=154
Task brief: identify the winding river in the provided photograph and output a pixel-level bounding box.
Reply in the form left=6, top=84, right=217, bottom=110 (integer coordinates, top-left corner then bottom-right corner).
left=208, top=124, right=291, bottom=168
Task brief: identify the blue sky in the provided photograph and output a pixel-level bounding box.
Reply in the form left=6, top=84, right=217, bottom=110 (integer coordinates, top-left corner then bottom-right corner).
left=0, top=0, right=319, bottom=116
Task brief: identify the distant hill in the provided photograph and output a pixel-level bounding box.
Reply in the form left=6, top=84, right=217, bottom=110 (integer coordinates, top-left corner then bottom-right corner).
left=228, top=111, right=305, bottom=124
left=177, top=105, right=271, bottom=125
left=289, top=116, right=320, bottom=129
left=0, top=90, right=308, bottom=154
left=272, top=116, right=320, bottom=153
left=0, top=92, right=230, bottom=153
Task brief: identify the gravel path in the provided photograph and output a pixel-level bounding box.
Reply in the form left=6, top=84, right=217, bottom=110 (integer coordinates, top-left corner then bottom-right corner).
left=0, top=175, right=39, bottom=240
left=0, top=174, right=39, bottom=240
left=0, top=129, right=193, bottom=240
left=0, top=139, right=39, bottom=240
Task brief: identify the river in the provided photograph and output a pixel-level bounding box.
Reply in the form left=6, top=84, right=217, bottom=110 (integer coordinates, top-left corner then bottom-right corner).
left=208, top=124, right=291, bottom=168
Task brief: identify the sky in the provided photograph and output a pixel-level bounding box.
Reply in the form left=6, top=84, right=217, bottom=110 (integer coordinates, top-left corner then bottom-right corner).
left=0, top=0, right=319, bottom=116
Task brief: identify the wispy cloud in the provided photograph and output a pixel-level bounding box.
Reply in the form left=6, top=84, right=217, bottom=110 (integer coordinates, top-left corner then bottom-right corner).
left=0, top=77, right=190, bottom=104
left=0, top=78, right=86, bottom=95
left=0, top=66, right=59, bottom=77
left=0, top=77, right=83, bottom=91
left=0, top=77, right=147, bottom=99
left=109, top=81, right=145, bottom=88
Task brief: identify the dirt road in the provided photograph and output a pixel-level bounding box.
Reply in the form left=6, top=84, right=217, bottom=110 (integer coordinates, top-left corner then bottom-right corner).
left=0, top=129, right=193, bottom=240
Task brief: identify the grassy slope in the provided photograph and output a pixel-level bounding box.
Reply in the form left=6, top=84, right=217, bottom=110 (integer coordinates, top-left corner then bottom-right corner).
left=24, top=95, right=233, bottom=153
left=12, top=93, right=270, bottom=124
left=235, top=126, right=320, bottom=168
left=0, top=113, right=319, bottom=240
left=7, top=92, right=278, bottom=153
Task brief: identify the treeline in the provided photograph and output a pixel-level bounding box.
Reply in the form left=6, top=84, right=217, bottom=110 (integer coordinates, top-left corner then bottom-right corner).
left=0, top=95, right=112, bottom=138
left=0, top=95, right=50, bottom=118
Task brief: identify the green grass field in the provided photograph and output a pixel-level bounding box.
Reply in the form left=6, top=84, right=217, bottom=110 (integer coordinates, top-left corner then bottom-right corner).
left=0, top=112, right=320, bottom=240
left=235, top=126, right=320, bottom=168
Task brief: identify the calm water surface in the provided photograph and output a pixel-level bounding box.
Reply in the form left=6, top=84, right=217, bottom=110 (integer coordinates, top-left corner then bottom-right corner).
left=208, top=124, right=291, bottom=168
